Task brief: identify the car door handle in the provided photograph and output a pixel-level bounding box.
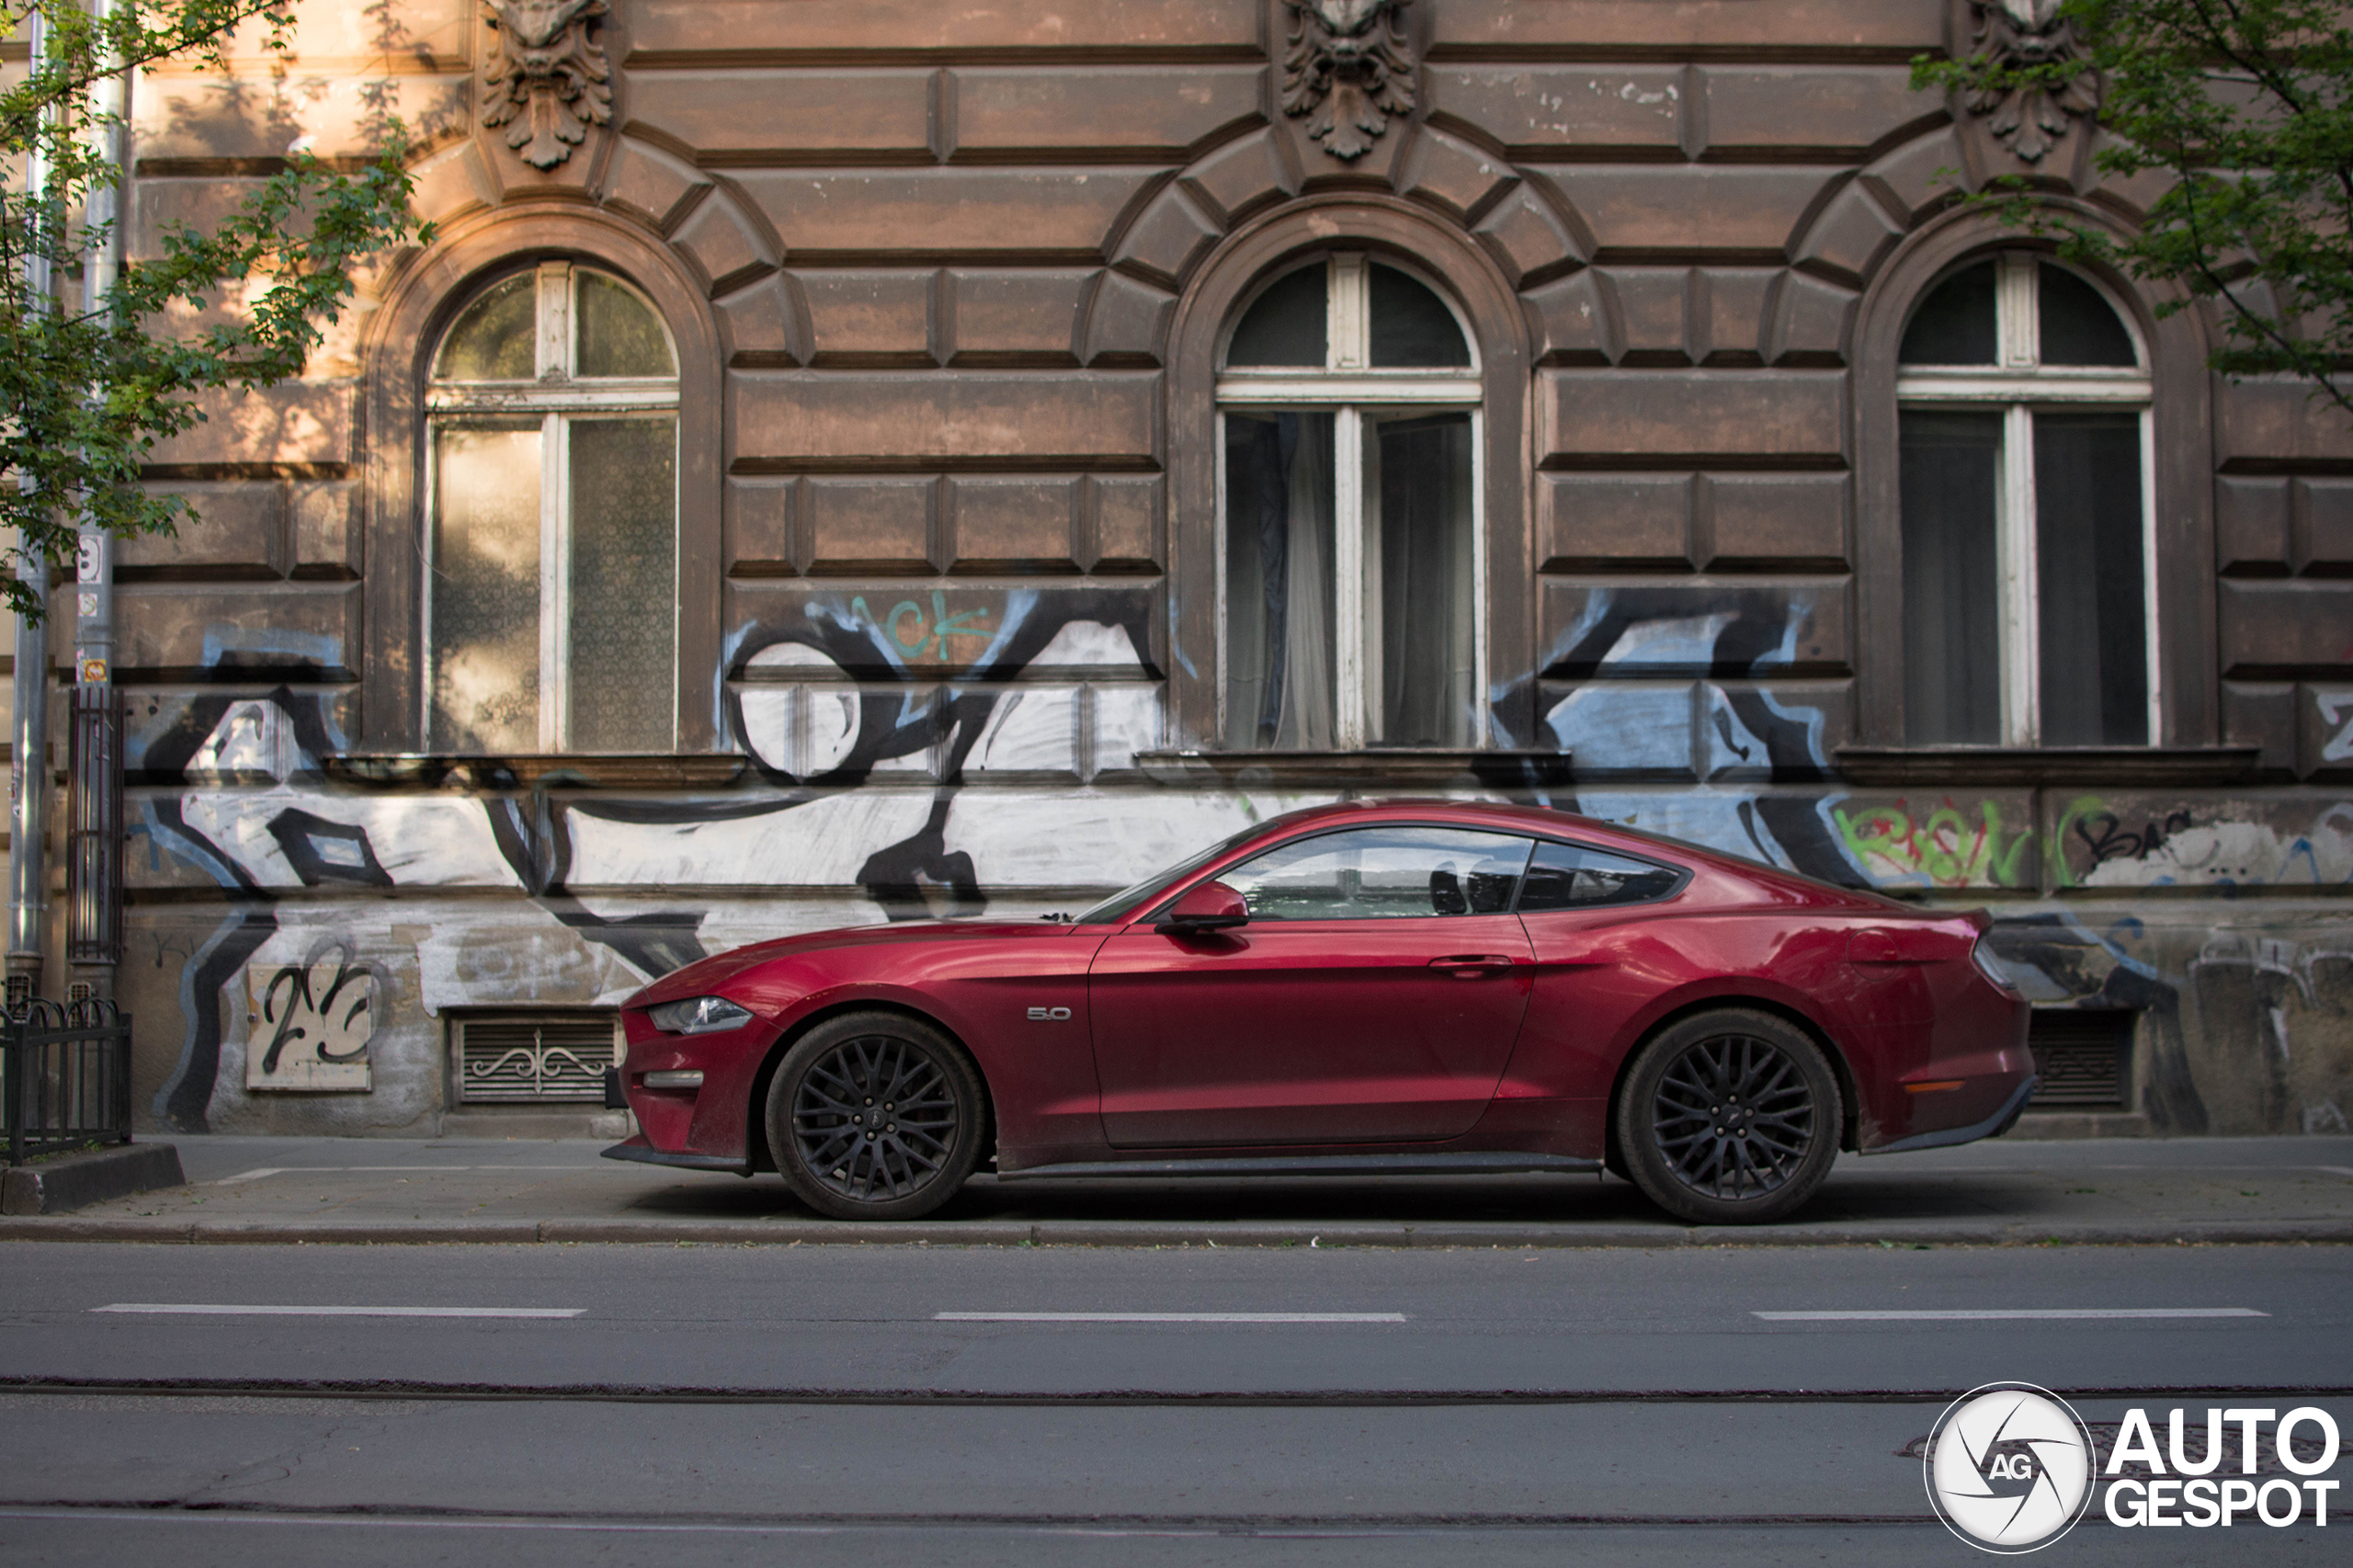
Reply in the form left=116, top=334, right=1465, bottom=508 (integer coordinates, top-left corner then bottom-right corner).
left=1428, top=954, right=1517, bottom=979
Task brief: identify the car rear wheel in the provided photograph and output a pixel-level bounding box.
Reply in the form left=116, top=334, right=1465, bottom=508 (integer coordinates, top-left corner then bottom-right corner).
left=1615, top=1008, right=1839, bottom=1225
left=765, top=1012, right=984, bottom=1221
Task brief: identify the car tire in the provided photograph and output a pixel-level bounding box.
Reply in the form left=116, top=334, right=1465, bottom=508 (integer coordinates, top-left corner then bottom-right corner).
left=1614, top=1008, right=1840, bottom=1226
left=765, top=1011, right=986, bottom=1221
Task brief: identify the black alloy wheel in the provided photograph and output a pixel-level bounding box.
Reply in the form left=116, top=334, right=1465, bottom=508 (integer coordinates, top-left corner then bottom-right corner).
left=1615, top=1007, right=1840, bottom=1225
left=765, top=1011, right=984, bottom=1221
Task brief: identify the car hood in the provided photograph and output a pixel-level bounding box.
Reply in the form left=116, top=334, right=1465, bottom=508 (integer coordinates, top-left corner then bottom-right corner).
left=624, top=919, right=1091, bottom=1010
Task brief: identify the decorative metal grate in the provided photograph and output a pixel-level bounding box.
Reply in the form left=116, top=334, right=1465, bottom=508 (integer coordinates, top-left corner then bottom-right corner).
left=4, top=996, right=133, bottom=1165
left=2027, top=1009, right=2133, bottom=1109
left=455, top=1014, right=620, bottom=1103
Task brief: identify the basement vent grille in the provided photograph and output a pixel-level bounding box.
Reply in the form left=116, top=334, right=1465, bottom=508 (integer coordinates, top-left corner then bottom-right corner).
left=2027, top=1009, right=2132, bottom=1109
left=455, top=1014, right=621, bottom=1103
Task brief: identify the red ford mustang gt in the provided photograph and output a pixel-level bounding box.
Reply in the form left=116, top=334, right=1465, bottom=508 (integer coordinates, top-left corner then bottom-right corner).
left=605, top=801, right=2035, bottom=1224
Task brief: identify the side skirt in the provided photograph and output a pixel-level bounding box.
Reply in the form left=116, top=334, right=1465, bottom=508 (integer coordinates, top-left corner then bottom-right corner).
left=995, top=1151, right=1603, bottom=1181
left=601, top=1142, right=753, bottom=1176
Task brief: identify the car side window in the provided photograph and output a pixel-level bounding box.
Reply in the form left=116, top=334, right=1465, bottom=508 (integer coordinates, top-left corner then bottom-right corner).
left=1222, top=827, right=1534, bottom=921
left=1516, top=840, right=1683, bottom=912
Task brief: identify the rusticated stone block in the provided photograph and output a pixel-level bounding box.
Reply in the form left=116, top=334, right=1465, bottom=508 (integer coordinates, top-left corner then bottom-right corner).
left=1540, top=580, right=1852, bottom=677
left=143, top=384, right=357, bottom=470
left=1538, top=369, right=1847, bottom=463
left=2218, top=381, right=2353, bottom=465
left=1398, top=127, right=1519, bottom=222
left=2295, top=478, right=2353, bottom=574
left=1521, top=272, right=1615, bottom=363
left=714, top=273, right=807, bottom=362
left=1601, top=268, right=1692, bottom=362
left=800, top=270, right=937, bottom=364
left=1434, top=1, right=1944, bottom=49
left=1548, top=166, right=1832, bottom=256
left=733, top=372, right=1158, bottom=464
left=806, top=478, right=936, bottom=576
left=115, top=583, right=359, bottom=678
left=599, top=137, right=710, bottom=231
left=1695, top=270, right=1775, bottom=362
left=2217, top=476, right=2292, bottom=573
left=1538, top=473, right=1693, bottom=571
left=630, top=70, right=932, bottom=159
left=671, top=197, right=776, bottom=292
left=948, top=270, right=1089, bottom=362
left=124, top=482, right=282, bottom=575
left=631, top=0, right=1261, bottom=53
left=1428, top=66, right=1684, bottom=153
left=728, top=479, right=798, bottom=573
left=2219, top=580, right=2353, bottom=675
left=1081, top=274, right=1175, bottom=365
left=2300, top=684, right=2353, bottom=776
left=1701, top=67, right=1931, bottom=154
left=1768, top=272, right=1858, bottom=363
left=290, top=481, right=361, bottom=578
left=1089, top=476, right=1164, bottom=571
left=1472, top=183, right=1587, bottom=286
left=735, top=170, right=1153, bottom=260
left=1178, top=130, right=1298, bottom=227
left=1793, top=178, right=1907, bottom=285
left=1111, top=185, right=1222, bottom=290
left=2219, top=681, right=2297, bottom=776
left=951, top=477, right=1081, bottom=571
left=1705, top=473, right=1850, bottom=570
left=951, top=66, right=1261, bottom=154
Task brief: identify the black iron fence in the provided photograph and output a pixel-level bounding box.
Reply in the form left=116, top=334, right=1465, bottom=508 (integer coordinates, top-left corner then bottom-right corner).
left=2, top=997, right=132, bottom=1165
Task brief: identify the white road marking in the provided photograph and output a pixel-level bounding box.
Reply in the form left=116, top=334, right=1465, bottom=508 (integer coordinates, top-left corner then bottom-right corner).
left=210, top=1168, right=287, bottom=1184
left=2316, top=1166, right=2353, bottom=1180
left=936, top=1312, right=1407, bottom=1324
left=1759, top=1299, right=2268, bottom=1309
left=92, top=1304, right=583, bottom=1319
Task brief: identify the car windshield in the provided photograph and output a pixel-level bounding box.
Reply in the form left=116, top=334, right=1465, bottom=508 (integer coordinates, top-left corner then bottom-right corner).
left=1072, top=824, right=1264, bottom=925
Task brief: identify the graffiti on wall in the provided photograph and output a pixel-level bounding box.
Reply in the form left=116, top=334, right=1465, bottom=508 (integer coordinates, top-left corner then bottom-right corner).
left=1832, top=797, right=2036, bottom=890
left=244, top=949, right=375, bottom=1091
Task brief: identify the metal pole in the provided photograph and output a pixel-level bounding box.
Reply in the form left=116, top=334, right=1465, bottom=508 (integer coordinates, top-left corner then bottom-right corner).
left=69, top=0, right=127, bottom=1004
left=8, top=10, right=54, bottom=1006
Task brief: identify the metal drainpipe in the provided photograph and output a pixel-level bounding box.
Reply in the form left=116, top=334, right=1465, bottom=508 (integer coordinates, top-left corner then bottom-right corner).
left=8, top=10, right=54, bottom=1007
left=68, top=3, right=128, bottom=1004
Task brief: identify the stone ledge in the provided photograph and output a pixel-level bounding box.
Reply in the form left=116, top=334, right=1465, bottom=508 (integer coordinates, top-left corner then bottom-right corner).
left=0, top=1144, right=186, bottom=1216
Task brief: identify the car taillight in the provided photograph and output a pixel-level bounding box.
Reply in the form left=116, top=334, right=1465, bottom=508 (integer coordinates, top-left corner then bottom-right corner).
left=1971, top=935, right=2020, bottom=995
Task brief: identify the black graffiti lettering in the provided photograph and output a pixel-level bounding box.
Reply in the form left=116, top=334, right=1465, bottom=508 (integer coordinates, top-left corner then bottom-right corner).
left=2075, top=809, right=2196, bottom=867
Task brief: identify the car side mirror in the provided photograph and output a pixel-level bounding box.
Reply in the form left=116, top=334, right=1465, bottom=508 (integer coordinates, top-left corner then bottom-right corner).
left=1154, top=880, right=1249, bottom=936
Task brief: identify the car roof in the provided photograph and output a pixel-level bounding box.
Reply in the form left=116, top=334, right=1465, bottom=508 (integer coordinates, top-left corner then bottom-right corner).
left=1241, top=798, right=1904, bottom=910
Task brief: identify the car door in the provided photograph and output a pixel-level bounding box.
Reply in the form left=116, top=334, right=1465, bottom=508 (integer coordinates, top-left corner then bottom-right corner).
left=1087, top=824, right=1537, bottom=1147
left=1506, top=838, right=1693, bottom=1098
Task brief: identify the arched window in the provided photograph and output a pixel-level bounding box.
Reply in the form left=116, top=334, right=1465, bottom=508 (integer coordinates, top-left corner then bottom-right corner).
left=1216, top=254, right=1483, bottom=751
left=1896, top=253, right=2155, bottom=746
left=425, top=263, right=680, bottom=754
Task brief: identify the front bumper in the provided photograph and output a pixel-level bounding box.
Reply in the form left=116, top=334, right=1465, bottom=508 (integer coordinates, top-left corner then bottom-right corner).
left=600, top=1135, right=751, bottom=1176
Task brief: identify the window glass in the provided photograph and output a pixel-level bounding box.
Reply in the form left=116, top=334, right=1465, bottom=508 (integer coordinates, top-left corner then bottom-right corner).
left=1516, top=841, right=1682, bottom=912
left=2038, top=267, right=2138, bottom=367
left=2034, top=413, right=2148, bottom=744
left=1899, top=261, right=1997, bottom=366
left=429, top=421, right=542, bottom=751
left=435, top=274, right=536, bottom=381
left=1223, top=827, right=1532, bottom=920
left=1369, top=411, right=1474, bottom=745
left=1370, top=263, right=1470, bottom=367
left=567, top=419, right=679, bottom=751
left=576, top=273, right=676, bottom=378
left=1224, top=412, right=1337, bottom=749
left=1899, top=411, right=2004, bottom=744
left=1226, top=265, right=1328, bottom=368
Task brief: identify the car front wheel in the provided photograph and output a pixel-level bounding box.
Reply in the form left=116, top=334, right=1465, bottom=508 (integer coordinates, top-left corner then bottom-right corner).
left=765, top=1011, right=985, bottom=1221
left=1615, top=1008, right=1840, bottom=1225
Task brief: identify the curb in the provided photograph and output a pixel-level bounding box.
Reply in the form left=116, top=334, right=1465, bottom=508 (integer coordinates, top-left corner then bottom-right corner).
left=0, top=1144, right=185, bottom=1216
left=1, top=1216, right=2348, bottom=1247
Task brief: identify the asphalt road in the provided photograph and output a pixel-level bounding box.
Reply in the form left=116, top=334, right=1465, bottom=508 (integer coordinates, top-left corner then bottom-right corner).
left=3, top=1240, right=2347, bottom=1564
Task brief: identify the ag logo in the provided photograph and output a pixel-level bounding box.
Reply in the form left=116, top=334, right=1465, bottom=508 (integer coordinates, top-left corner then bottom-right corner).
left=1926, top=1382, right=2097, bottom=1552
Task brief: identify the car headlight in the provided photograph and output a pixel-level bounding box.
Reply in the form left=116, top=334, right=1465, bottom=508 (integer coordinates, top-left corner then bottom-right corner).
left=647, top=996, right=755, bottom=1035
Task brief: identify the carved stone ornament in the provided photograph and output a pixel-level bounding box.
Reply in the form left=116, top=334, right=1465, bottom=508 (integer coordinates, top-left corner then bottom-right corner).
left=1965, top=0, right=2101, bottom=162
left=481, top=0, right=614, bottom=170
left=1280, top=0, right=1417, bottom=161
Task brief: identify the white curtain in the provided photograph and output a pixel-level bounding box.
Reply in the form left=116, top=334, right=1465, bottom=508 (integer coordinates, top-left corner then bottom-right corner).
left=1274, top=416, right=1335, bottom=749
left=1373, top=414, right=1474, bottom=746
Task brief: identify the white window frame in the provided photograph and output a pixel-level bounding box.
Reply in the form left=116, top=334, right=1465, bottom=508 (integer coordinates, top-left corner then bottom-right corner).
left=1895, top=251, right=2160, bottom=746
left=423, top=261, right=682, bottom=752
left=1213, top=253, right=1487, bottom=750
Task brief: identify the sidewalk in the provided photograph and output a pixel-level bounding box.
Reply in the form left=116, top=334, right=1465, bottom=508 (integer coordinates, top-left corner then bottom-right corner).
left=5, top=1133, right=2350, bottom=1247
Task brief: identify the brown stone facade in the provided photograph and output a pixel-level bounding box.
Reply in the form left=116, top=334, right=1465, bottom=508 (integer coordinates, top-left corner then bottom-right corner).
left=41, top=1, right=2347, bottom=1138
